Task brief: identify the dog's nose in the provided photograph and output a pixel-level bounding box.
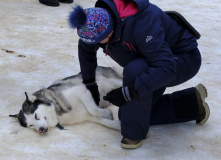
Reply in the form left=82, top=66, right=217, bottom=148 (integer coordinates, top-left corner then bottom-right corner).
left=39, top=127, right=48, bottom=133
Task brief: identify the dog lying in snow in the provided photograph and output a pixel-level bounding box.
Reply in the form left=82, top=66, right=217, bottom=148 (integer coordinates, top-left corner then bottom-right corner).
left=9, top=66, right=122, bottom=134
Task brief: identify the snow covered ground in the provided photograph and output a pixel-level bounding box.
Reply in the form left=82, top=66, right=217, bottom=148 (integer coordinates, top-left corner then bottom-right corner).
left=0, top=0, right=221, bottom=159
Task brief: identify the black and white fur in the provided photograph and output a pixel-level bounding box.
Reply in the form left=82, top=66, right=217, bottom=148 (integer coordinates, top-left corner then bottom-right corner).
left=9, top=66, right=122, bottom=134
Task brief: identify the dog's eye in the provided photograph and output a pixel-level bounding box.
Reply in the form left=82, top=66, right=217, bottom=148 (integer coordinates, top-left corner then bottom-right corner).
left=29, top=125, right=33, bottom=127
left=35, top=113, right=40, bottom=120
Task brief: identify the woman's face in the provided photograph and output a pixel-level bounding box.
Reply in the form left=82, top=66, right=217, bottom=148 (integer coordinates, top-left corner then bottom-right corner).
left=100, top=31, right=114, bottom=44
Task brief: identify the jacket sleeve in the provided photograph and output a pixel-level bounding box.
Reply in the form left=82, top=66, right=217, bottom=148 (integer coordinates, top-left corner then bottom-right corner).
left=78, top=39, right=99, bottom=81
left=134, top=14, right=177, bottom=97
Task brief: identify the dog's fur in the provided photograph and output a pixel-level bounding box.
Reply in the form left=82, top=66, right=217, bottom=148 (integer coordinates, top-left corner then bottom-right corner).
left=9, top=66, right=122, bottom=134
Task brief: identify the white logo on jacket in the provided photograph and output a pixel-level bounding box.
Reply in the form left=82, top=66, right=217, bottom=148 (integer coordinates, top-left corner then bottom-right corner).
left=146, top=36, right=153, bottom=43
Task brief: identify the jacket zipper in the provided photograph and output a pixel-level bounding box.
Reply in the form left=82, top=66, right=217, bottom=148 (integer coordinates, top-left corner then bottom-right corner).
left=105, top=42, right=116, bottom=60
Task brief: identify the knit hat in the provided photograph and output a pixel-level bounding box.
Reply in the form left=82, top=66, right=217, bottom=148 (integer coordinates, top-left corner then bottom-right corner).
left=69, top=5, right=114, bottom=44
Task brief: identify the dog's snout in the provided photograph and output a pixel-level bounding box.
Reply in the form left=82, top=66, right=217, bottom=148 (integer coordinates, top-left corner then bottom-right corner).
left=39, top=127, right=48, bottom=134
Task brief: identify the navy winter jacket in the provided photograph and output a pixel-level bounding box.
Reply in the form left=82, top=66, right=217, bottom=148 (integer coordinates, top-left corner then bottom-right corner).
left=78, top=0, right=198, bottom=97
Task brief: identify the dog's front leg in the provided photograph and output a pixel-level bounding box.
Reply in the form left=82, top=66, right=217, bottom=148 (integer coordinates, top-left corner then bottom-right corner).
left=80, top=92, right=114, bottom=120
left=89, top=116, right=121, bottom=131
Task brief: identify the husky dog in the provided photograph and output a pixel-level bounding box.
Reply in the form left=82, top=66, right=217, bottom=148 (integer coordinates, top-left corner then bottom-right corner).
left=9, top=66, right=122, bottom=134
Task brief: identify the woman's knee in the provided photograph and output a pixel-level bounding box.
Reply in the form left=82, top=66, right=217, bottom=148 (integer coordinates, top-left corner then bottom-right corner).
left=169, top=48, right=201, bottom=86
left=189, top=48, right=202, bottom=78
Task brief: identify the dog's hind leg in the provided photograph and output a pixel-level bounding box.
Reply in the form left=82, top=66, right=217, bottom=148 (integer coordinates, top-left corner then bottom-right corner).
left=89, top=116, right=121, bottom=131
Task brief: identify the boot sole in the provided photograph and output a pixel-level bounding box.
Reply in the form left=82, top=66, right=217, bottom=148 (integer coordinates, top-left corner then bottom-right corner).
left=121, top=140, right=143, bottom=149
left=195, top=84, right=210, bottom=125
left=145, top=132, right=150, bottom=139
left=121, top=133, right=149, bottom=149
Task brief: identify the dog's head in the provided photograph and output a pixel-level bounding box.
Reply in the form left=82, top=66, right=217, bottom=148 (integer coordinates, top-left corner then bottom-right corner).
left=9, top=92, right=57, bottom=134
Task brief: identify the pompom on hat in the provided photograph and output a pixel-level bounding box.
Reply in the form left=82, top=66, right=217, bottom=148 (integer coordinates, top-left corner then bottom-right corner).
left=69, top=5, right=114, bottom=44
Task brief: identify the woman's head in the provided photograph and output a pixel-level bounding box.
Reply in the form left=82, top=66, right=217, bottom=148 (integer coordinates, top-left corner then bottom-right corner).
left=69, top=5, right=114, bottom=44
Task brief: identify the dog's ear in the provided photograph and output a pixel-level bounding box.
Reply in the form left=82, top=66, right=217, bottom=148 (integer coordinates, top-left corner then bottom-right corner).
left=22, top=92, right=33, bottom=114
left=9, top=114, right=19, bottom=118
left=25, top=92, right=29, bottom=101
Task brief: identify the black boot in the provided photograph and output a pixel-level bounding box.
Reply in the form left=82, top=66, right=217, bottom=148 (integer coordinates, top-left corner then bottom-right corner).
left=59, top=0, right=73, bottom=3
left=39, top=0, right=59, bottom=6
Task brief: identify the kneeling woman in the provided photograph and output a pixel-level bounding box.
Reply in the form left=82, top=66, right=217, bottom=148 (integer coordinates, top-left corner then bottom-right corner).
left=68, top=0, right=210, bottom=149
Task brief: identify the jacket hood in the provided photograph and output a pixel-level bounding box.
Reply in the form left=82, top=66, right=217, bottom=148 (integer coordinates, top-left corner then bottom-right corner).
left=133, top=0, right=150, bottom=13
left=96, top=0, right=150, bottom=17
left=95, top=0, right=150, bottom=41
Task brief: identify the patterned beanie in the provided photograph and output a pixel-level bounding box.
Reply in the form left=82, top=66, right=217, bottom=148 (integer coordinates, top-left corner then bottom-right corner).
left=69, top=5, right=114, bottom=44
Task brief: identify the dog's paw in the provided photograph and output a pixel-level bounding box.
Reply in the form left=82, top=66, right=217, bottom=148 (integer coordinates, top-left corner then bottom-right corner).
left=103, top=109, right=114, bottom=120
left=99, top=100, right=111, bottom=108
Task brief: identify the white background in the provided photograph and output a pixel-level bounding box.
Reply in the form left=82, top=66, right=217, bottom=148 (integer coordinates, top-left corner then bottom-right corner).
left=0, top=0, right=220, bottom=159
